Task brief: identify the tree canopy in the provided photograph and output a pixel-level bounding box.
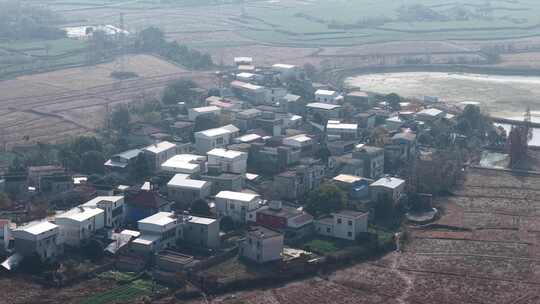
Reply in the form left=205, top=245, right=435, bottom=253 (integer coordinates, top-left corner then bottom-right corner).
left=162, top=79, right=198, bottom=105
left=191, top=199, right=211, bottom=216
left=305, top=183, right=347, bottom=217
left=0, top=1, right=66, bottom=40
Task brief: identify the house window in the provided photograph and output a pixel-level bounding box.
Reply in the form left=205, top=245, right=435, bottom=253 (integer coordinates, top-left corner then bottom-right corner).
left=326, top=227, right=331, bottom=233
left=348, top=232, right=352, bottom=237
left=337, top=218, right=342, bottom=224
left=230, top=203, right=235, bottom=210
left=348, top=220, right=353, bottom=226
left=216, top=137, right=224, bottom=145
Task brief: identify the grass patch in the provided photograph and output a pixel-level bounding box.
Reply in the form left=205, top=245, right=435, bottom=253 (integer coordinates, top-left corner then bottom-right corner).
left=304, top=239, right=339, bottom=254
left=80, top=279, right=155, bottom=304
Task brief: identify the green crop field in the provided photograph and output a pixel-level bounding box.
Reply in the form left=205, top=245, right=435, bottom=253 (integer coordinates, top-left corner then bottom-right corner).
left=36, top=0, right=540, bottom=49
left=80, top=279, right=154, bottom=304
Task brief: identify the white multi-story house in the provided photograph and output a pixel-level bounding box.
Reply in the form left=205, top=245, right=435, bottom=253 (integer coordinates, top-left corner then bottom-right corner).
left=326, top=121, right=359, bottom=140
left=12, top=221, right=63, bottom=261
left=370, top=176, right=406, bottom=205
left=183, top=215, right=220, bottom=249
left=272, top=63, right=298, bottom=78
left=240, top=226, right=283, bottom=264
left=55, top=206, right=105, bottom=246
left=215, top=191, right=262, bottom=223
left=282, top=134, right=313, bottom=152
left=207, top=148, right=248, bottom=174
left=315, top=211, right=369, bottom=241
left=82, top=196, right=124, bottom=228
left=353, top=144, right=385, bottom=179
left=315, top=89, right=342, bottom=103
left=306, top=102, right=342, bottom=120
left=143, top=141, right=179, bottom=170
left=133, top=212, right=181, bottom=253
left=194, top=124, right=240, bottom=153
left=0, top=219, right=11, bottom=253
left=167, top=174, right=212, bottom=204
left=160, top=154, right=207, bottom=176
left=188, top=106, right=221, bottom=122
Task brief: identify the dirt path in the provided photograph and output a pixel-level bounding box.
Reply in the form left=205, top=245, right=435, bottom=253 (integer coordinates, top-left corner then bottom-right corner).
left=388, top=252, right=414, bottom=304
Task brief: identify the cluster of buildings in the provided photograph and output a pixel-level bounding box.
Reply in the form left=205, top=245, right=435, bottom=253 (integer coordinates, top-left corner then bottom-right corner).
left=1, top=56, right=458, bottom=268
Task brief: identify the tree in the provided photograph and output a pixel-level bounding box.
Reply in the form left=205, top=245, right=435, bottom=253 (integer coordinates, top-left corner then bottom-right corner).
left=80, top=151, right=105, bottom=174
left=162, top=79, right=197, bottom=105
left=0, top=192, right=12, bottom=210
left=220, top=216, right=234, bottom=232
left=315, top=144, right=331, bottom=166
left=72, top=136, right=102, bottom=155
left=303, top=63, right=318, bottom=80
left=384, top=93, right=401, bottom=111
left=130, top=153, right=151, bottom=181
left=193, top=114, right=219, bottom=132
left=375, top=194, right=394, bottom=220
left=110, top=104, right=130, bottom=134
left=136, top=26, right=165, bottom=52
left=305, top=183, right=346, bottom=217
left=191, top=199, right=211, bottom=216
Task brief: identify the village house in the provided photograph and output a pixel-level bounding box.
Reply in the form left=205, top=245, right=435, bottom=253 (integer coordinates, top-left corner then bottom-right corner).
left=282, top=134, right=314, bottom=155
left=39, top=174, right=73, bottom=194
left=0, top=219, right=11, bottom=254
left=251, top=201, right=313, bottom=239
left=370, top=176, right=406, bottom=205
left=194, top=124, right=240, bottom=153
left=215, top=190, right=262, bottom=223
left=55, top=206, right=105, bottom=246
left=183, top=215, right=220, bottom=248
left=12, top=221, right=63, bottom=262
left=332, top=174, right=372, bottom=199
left=273, top=160, right=325, bottom=201
left=385, top=116, right=405, bottom=131
left=105, top=149, right=142, bottom=172
left=255, top=111, right=283, bottom=136
left=234, top=57, right=253, bottom=66
left=160, top=154, right=207, bottom=176
left=272, top=63, right=299, bottom=78
left=124, top=186, right=173, bottom=224
left=207, top=148, right=248, bottom=174
left=356, top=112, right=376, bottom=129
left=234, top=108, right=262, bottom=131
left=167, top=174, right=212, bottom=204
left=200, top=172, right=244, bottom=194
left=171, top=121, right=194, bottom=141
left=143, top=141, right=179, bottom=171
left=416, top=108, right=445, bottom=122
left=230, top=80, right=268, bottom=104
left=326, top=120, right=359, bottom=140
left=315, top=210, right=369, bottom=241
left=385, top=132, right=418, bottom=169
left=82, top=196, right=124, bottom=229
left=315, top=89, right=342, bottom=104
left=236, top=72, right=256, bottom=82
left=234, top=133, right=263, bottom=144
left=240, top=226, right=284, bottom=264
left=280, top=93, right=303, bottom=114
left=188, top=106, right=221, bottom=122
left=306, top=102, right=342, bottom=120
left=328, top=154, right=364, bottom=177
left=27, top=165, right=65, bottom=190
left=133, top=212, right=181, bottom=253
left=248, top=142, right=301, bottom=175
left=345, top=91, right=372, bottom=109
left=352, top=144, right=385, bottom=179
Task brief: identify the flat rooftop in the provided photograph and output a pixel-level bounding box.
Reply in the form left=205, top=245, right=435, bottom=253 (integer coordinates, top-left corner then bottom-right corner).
left=216, top=190, right=259, bottom=202
left=139, top=212, right=177, bottom=227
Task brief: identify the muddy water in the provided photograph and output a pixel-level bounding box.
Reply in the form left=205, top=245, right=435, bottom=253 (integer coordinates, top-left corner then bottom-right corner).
left=345, top=72, right=540, bottom=118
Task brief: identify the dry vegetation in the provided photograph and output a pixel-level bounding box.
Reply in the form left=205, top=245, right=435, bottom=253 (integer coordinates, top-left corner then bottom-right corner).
left=171, top=166, right=540, bottom=304
left=0, top=54, right=214, bottom=148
